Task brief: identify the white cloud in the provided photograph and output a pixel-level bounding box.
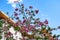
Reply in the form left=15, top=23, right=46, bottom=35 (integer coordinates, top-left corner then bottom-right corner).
left=7, top=0, right=23, bottom=8
left=12, top=4, right=16, bottom=8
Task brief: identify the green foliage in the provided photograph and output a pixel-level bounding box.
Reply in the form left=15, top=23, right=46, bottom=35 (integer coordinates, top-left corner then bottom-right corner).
left=8, top=24, right=12, bottom=29
left=53, top=34, right=57, bottom=38
left=14, top=27, right=20, bottom=31
left=0, top=20, right=4, bottom=23
left=0, top=20, right=3, bottom=27
left=57, top=35, right=60, bottom=37
left=47, top=26, right=51, bottom=31
left=44, top=36, right=49, bottom=40
left=0, top=36, right=2, bottom=39
left=0, top=23, right=2, bottom=27
left=0, top=31, right=2, bottom=33
left=41, top=25, right=46, bottom=30
left=6, top=37, right=13, bottom=40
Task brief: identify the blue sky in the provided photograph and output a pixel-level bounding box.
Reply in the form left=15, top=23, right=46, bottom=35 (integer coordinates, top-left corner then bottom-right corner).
left=0, top=0, right=60, bottom=36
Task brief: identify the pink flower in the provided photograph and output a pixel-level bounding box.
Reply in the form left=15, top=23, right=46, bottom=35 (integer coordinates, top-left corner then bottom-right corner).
left=20, top=26, right=29, bottom=32
left=35, top=10, right=39, bottom=14
left=16, top=17, right=19, bottom=19
left=22, top=36, right=26, bottom=40
left=15, top=8, right=18, bottom=11
left=25, top=9, right=28, bottom=11
left=39, top=22, right=44, bottom=26
left=26, top=10, right=30, bottom=15
left=25, top=28, right=29, bottom=32
left=29, top=6, right=33, bottom=9
left=55, top=37, right=58, bottom=40
left=13, top=20, right=21, bottom=26
left=7, top=32, right=13, bottom=35
left=23, top=19, right=26, bottom=23
left=24, top=27, right=29, bottom=32
left=14, top=12, right=18, bottom=16
left=4, top=32, right=13, bottom=38
left=3, top=26, right=7, bottom=31
left=4, top=34, right=8, bottom=38
left=58, top=26, right=60, bottom=29
left=49, top=37, right=54, bottom=40
left=44, top=19, right=48, bottom=24
left=21, top=4, right=24, bottom=6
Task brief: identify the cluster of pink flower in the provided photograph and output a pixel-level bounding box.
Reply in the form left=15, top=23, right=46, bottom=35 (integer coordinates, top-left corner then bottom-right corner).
left=4, top=3, right=60, bottom=40
left=4, top=32, right=13, bottom=38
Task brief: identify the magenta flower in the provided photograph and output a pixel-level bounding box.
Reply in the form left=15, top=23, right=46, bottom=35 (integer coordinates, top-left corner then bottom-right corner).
left=16, top=17, right=19, bottom=20
left=25, top=28, right=29, bottom=32
left=2, top=3, right=60, bottom=40
left=20, top=26, right=29, bottom=33
left=14, top=12, right=18, bottom=16
left=21, top=4, right=24, bottom=6
left=7, top=32, right=13, bottom=35
left=3, top=26, right=8, bottom=31
left=23, top=19, right=26, bottom=23
left=44, top=19, right=48, bottom=24
left=29, top=6, right=33, bottom=9
left=35, top=10, right=39, bottom=14
left=26, top=10, right=30, bottom=15
left=49, top=37, right=54, bottom=40
left=22, top=36, right=26, bottom=40
left=16, top=21, right=21, bottom=26
left=4, top=32, right=13, bottom=38
left=58, top=26, right=60, bottom=29
left=25, top=9, right=28, bottom=12
left=15, top=8, right=18, bottom=11
left=39, top=22, right=44, bottom=26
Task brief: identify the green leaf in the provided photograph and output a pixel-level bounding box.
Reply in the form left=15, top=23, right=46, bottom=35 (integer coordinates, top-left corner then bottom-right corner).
left=44, top=36, right=49, bottom=40
left=0, top=24, right=2, bottom=27
left=41, top=25, right=46, bottom=30
left=14, top=27, right=19, bottom=31
left=0, top=36, right=2, bottom=39
left=32, top=13, right=35, bottom=16
left=39, top=31, right=43, bottom=34
left=53, top=34, right=56, bottom=38
left=0, top=27, right=2, bottom=30
left=0, top=20, right=4, bottom=23
left=6, top=37, right=13, bottom=40
left=31, top=10, right=34, bottom=13
left=0, top=20, right=4, bottom=27
left=49, top=32, right=52, bottom=35
left=48, top=27, right=51, bottom=30
left=6, top=38, right=9, bottom=40
left=26, top=21, right=28, bottom=24
left=23, top=17, right=25, bottom=19
left=0, top=30, right=2, bottom=33
left=8, top=24, right=12, bottom=28
left=57, top=35, right=60, bottom=37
